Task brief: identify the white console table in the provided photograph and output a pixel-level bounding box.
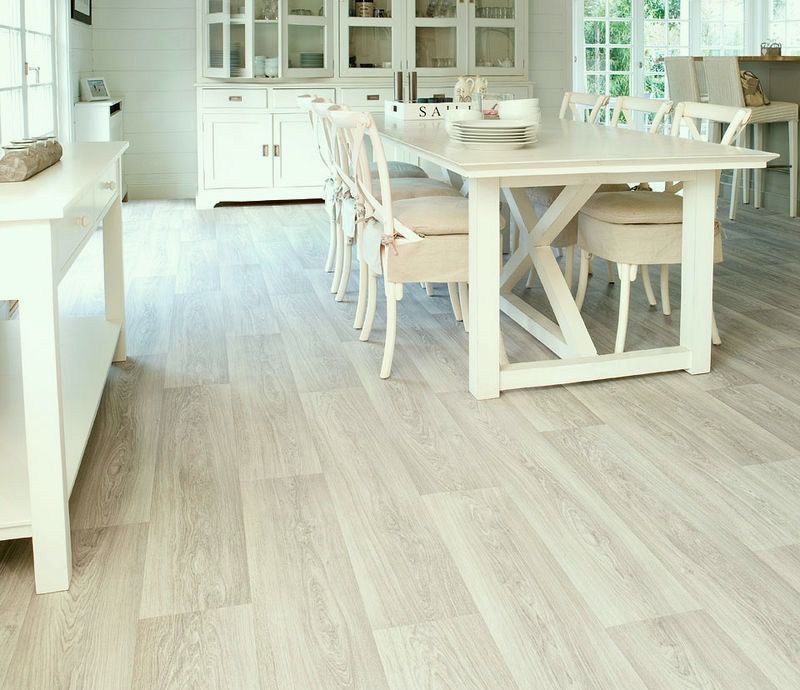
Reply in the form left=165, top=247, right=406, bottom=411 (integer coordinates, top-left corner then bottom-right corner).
left=0, top=142, right=128, bottom=593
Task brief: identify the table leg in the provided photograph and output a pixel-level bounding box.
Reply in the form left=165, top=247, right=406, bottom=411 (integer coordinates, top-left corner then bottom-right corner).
left=680, top=170, right=716, bottom=374
left=103, top=195, right=127, bottom=362
left=19, top=228, right=71, bottom=593
left=468, top=177, right=501, bottom=399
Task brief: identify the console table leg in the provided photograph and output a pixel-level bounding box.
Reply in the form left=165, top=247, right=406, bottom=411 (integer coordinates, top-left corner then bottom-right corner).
left=103, top=195, right=127, bottom=362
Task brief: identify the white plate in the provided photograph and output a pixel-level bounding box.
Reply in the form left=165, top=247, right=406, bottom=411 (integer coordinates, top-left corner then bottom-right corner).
left=450, top=135, right=538, bottom=143
left=450, top=131, right=538, bottom=139
left=453, top=119, right=538, bottom=130
left=461, top=140, right=536, bottom=150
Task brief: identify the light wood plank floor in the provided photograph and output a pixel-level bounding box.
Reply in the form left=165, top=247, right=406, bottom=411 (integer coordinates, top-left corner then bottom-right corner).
left=2, top=198, right=800, bottom=689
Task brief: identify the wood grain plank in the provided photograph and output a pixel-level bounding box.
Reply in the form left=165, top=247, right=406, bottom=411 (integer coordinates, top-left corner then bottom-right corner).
left=165, top=291, right=229, bottom=388
left=343, top=341, right=499, bottom=494
left=175, top=240, right=220, bottom=295
left=125, top=277, right=175, bottom=357
left=228, top=334, right=322, bottom=480
left=301, top=387, right=476, bottom=629
left=374, top=614, right=519, bottom=690
left=757, top=544, right=800, bottom=593
left=132, top=605, right=261, bottom=690
left=424, top=487, right=646, bottom=689
left=609, top=610, right=777, bottom=690
left=70, top=356, right=165, bottom=529
left=220, top=263, right=279, bottom=337
left=241, top=475, right=390, bottom=690
left=4, top=525, right=147, bottom=690
left=0, top=540, right=34, bottom=685
left=140, top=385, right=250, bottom=618
left=217, top=224, right=258, bottom=267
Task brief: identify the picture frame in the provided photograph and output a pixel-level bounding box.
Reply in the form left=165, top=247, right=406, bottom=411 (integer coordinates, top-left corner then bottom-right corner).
left=80, top=77, right=111, bottom=102
left=71, top=0, right=91, bottom=26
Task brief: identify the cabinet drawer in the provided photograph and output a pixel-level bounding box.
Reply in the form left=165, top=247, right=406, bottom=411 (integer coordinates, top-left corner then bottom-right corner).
left=339, top=88, right=393, bottom=109
left=94, top=161, right=119, bottom=212
left=271, top=87, right=335, bottom=110
left=53, top=187, right=98, bottom=276
left=201, top=89, right=268, bottom=109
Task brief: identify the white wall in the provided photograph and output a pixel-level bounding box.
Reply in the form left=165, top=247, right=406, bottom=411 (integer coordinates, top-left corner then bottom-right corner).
left=91, top=0, right=197, bottom=200
left=69, top=19, right=93, bottom=104
left=529, top=0, right=572, bottom=117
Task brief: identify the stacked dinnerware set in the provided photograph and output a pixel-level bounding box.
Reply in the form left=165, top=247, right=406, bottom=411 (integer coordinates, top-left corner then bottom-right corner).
left=445, top=98, right=540, bottom=150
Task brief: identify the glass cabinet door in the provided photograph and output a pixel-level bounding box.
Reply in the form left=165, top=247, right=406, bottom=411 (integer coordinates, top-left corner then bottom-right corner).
left=282, top=0, right=333, bottom=78
left=408, top=0, right=467, bottom=76
left=469, top=0, right=525, bottom=75
left=340, top=0, right=399, bottom=76
left=203, top=0, right=231, bottom=78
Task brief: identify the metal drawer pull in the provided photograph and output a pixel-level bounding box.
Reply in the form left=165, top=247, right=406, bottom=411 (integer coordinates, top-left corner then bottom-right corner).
left=262, top=144, right=270, bottom=157
left=101, top=180, right=116, bottom=191
left=77, top=215, right=91, bottom=228
left=273, top=144, right=280, bottom=157
left=367, top=94, right=380, bottom=101
left=228, top=95, right=243, bottom=102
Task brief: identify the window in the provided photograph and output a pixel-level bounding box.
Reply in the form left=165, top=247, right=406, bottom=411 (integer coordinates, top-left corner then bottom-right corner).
left=574, top=1, right=781, bottom=98
left=768, top=0, right=800, bottom=54
left=0, top=0, right=57, bottom=146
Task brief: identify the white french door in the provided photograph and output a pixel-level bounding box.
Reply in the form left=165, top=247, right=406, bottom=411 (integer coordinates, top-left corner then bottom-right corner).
left=0, top=0, right=57, bottom=145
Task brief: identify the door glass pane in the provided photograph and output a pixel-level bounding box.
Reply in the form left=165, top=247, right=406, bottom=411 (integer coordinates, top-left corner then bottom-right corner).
left=208, top=22, right=224, bottom=68
left=416, top=0, right=456, bottom=19
left=0, top=28, right=22, bottom=88
left=349, top=26, right=392, bottom=69
left=230, top=22, right=245, bottom=75
left=27, top=83, right=53, bottom=136
left=0, top=89, right=24, bottom=144
left=700, top=0, right=744, bottom=55
left=475, top=27, right=515, bottom=68
left=643, top=0, right=688, bottom=99
left=348, top=0, right=392, bottom=17
left=582, top=0, right=632, bottom=101
left=208, top=0, right=223, bottom=13
left=415, top=26, right=456, bottom=68
left=24, top=0, right=50, bottom=34
left=288, top=24, right=325, bottom=68
left=475, top=0, right=514, bottom=19
left=25, top=32, right=52, bottom=85
left=0, top=0, right=20, bottom=26
left=288, top=0, right=325, bottom=16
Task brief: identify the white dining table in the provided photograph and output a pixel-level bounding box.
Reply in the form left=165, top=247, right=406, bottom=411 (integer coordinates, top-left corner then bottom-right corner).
left=375, top=114, right=776, bottom=399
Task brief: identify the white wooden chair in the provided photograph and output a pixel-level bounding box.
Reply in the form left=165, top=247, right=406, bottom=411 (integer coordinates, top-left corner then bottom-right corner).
left=322, top=105, right=464, bottom=306
left=575, top=101, right=752, bottom=353
left=329, top=109, right=505, bottom=378
left=703, top=56, right=799, bottom=219
left=526, top=94, right=671, bottom=290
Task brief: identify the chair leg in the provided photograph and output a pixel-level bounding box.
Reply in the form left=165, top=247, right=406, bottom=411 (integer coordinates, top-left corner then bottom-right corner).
left=447, top=282, right=462, bottom=321
left=324, top=213, right=336, bottom=273
left=458, top=282, right=469, bottom=332
left=660, top=264, right=671, bottom=316
left=789, top=119, right=798, bottom=218
left=607, top=260, right=615, bottom=284
left=380, top=282, right=401, bottom=379
left=359, top=270, right=378, bottom=342
left=742, top=126, right=750, bottom=206
left=641, top=264, right=656, bottom=306
left=564, top=245, right=575, bottom=291
left=335, top=239, right=353, bottom=302
left=753, top=123, right=764, bottom=209
left=615, top=263, right=635, bottom=354
left=525, top=268, right=535, bottom=289
left=353, top=256, right=368, bottom=329
left=729, top=138, right=740, bottom=221
left=712, top=311, right=722, bottom=346
left=576, top=250, right=590, bottom=311
left=424, top=282, right=434, bottom=297
left=330, top=221, right=344, bottom=293
left=509, top=216, right=519, bottom=252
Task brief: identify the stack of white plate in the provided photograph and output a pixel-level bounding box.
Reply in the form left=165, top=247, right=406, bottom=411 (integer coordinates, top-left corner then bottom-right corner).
left=299, top=52, right=324, bottom=68
left=449, top=119, right=538, bottom=150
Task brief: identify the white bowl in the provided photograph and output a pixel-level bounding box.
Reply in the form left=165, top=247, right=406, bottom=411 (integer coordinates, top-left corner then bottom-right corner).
left=444, top=108, right=482, bottom=134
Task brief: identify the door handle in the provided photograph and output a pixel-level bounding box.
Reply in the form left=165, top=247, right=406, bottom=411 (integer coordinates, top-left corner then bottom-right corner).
left=229, top=95, right=243, bottom=102
left=366, top=94, right=380, bottom=101
left=262, top=144, right=270, bottom=157
left=273, top=144, right=280, bottom=157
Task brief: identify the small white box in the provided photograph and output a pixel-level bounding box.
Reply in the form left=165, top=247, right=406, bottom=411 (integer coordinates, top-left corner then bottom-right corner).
left=384, top=100, right=474, bottom=121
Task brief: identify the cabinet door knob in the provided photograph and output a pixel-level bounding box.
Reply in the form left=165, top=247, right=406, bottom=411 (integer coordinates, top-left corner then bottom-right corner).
left=102, top=180, right=116, bottom=190
left=77, top=215, right=91, bottom=228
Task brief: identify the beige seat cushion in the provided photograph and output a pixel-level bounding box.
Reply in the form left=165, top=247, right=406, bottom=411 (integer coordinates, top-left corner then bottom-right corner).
left=580, top=190, right=684, bottom=225
left=371, top=177, right=462, bottom=202
left=383, top=234, right=470, bottom=283
left=370, top=161, right=428, bottom=179
left=748, top=100, right=799, bottom=124
left=392, top=196, right=470, bottom=236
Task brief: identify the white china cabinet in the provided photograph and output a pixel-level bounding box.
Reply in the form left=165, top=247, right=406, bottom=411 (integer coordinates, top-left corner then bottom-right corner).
left=196, top=0, right=531, bottom=207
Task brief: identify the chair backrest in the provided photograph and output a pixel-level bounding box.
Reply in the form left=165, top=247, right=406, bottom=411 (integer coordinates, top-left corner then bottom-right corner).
left=671, top=101, right=751, bottom=145
left=664, top=57, right=702, bottom=104
left=310, top=99, right=339, bottom=170
left=559, top=92, right=609, bottom=123
left=328, top=109, right=420, bottom=242
left=610, top=96, right=673, bottom=133
left=703, top=57, right=746, bottom=108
